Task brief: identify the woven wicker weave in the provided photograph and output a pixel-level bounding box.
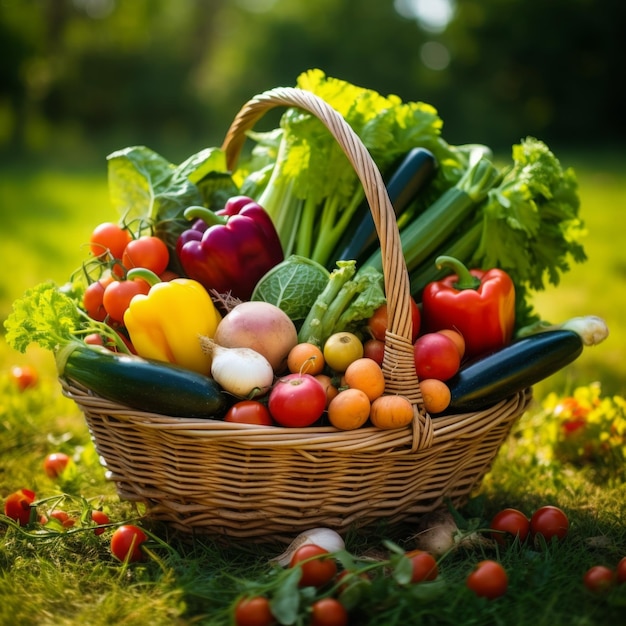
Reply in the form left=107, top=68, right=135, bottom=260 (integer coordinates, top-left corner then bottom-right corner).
left=62, top=88, right=532, bottom=541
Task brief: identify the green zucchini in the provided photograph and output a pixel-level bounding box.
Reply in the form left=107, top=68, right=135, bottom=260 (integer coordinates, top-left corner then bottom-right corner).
left=441, top=329, right=584, bottom=414
left=59, top=344, right=228, bottom=418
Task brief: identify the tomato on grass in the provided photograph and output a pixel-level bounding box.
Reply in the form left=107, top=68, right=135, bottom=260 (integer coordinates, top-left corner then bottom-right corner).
left=91, top=510, right=111, bottom=535
left=466, top=560, right=508, bottom=599
left=110, top=524, right=148, bottom=563
left=43, top=452, right=70, bottom=479
left=405, top=549, right=438, bottom=583
left=530, top=505, right=569, bottom=542
left=583, top=565, right=615, bottom=594
left=234, top=596, right=275, bottom=626
left=489, top=508, right=530, bottom=546
left=617, top=556, right=626, bottom=584
left=289, top=544, right=338, bottom=588
left=9, top=365, right=39, bottom=391
left=3, top=488, right=36, bottom=526
left=310, top=597, right=348, bottom=626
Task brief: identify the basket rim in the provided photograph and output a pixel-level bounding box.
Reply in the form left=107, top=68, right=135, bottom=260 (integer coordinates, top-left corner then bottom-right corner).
left=62, top=378, right=532, bottom=453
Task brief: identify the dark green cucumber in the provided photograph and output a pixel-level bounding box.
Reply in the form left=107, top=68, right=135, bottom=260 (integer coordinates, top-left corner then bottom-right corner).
left=441, top=330, right=584, bottom=414
left=59, top=344, right=228, bottom=418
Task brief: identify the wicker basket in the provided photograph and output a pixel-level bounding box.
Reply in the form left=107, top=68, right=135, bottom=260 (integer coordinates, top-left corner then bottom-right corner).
left=62, top=87, right=533, bottom=542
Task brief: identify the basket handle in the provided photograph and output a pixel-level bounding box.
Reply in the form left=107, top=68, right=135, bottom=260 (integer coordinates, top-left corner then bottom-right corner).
left=221, top=87, right=434, bottom=450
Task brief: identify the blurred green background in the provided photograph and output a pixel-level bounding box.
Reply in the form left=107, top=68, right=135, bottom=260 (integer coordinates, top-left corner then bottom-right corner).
left=1, top=0, right=625, bottom=396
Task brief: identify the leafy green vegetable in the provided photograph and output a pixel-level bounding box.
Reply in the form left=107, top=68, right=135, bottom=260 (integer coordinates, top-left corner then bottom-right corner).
left=406, top=137, right=586, bottom=329
left=246, top=69, right=466, bottom=269
left=251, top=255, right=330, bottom=324
left=297, top=260, right=385, bottom=347
left=3, top=282, right=128, bottom=357
left=107, top=145, right=238, bottom=256
left=473, top=137, right=586, bottom=291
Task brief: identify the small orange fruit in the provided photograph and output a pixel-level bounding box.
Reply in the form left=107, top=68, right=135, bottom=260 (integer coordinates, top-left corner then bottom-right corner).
left=343, top=357, right=385, bottom=401
left=419, top=378, right=451, bottom=414
left=327, top=388, right=371, bottom=430
left=437, top=329, right=465, bottom=360
left=287, top=342, right=325, bottom=375
left=369, top=394, right=414, bottom=429
left=315, top=373, right=340, bottom=407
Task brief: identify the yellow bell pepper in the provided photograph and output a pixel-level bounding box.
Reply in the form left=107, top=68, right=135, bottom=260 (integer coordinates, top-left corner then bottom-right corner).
left=123, top=274, right=221, bottom=375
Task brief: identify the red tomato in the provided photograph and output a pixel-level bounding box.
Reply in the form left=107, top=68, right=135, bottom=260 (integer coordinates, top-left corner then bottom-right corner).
left=91, top=510, right=111, bottom=536
left=489, top=508, right=530, bottom=546
left=90, top=222, right=132, bottom=260
left=83, top=275, right=115, bottom=321
left=268, top=374, right=326, bottom=427
left=122, top=236, right=170, bottom=275
left=363, top=338, right=385, bottom=366
left=102, top=278, right=150, bottom=323
left=224, top=401, right=275, bottom=425
left=289, top=544, right=338, bottom=588
left=3, top=488, right=36, bottom=526
left=530, top=505, right=569, bottom=542
left=9, top=365, right=39, bottom=391
left=617, top=556, right=626, bottom=584
left=466, top=560, right=508, bottom=600
left=406, top=549, right=438, bottom=582
left=110, top=524, right=148, bottom=563
left=583, top=565, right=615, bottom=594
left=413, top=332, right=461, bottom=382
left=368, top=298, right=421, bottom=343
left=310, top=597, right=348, bottom=626
left=49, top=510, right=76, bottom=528
left=43, top=452, right=70, bottom=479
left=234, top=596, right=275, bottom=626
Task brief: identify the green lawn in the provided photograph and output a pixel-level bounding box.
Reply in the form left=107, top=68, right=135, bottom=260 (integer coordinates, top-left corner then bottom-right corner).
left=1, top=153, right=625, bottom=625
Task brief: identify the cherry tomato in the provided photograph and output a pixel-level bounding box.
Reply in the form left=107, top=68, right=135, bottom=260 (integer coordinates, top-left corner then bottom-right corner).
left=617, top=556, right=626, bottom=584
left=224, top=401, right=275, bottom=426
left=49, top=510, right=76, bottom=528
left=323, top=332, right=363, bottom=373
left=489, top=508, right=530, bottom=546
left=83, top=275, right=114, bottom=321
left=110, top=524, right=148, bottom=562
left=268, top=373, right=326, bottom=427
left=368, top=298, right=421, bottom=343
left=363, top=338, right=385, bottom=366
left=466, top=560, right=508, bottom=600
left=9, top=365, right=39, bottom=391
left=90, top=222, right=132, bottom=260
left=121, top=236, right=170, bottom=275
left=3, top=488, right=36, bottom=526
left=102, top=278, right=150, bottom=323
left=234, top=595, right=275, bottom=626
left=406, top=549, right=438, bottom=582
left=289, top=544, right=338, bottom=588
left=413, top=332, right=461, bottom=382
left=530, top=505, right=569, bottom=542
left=43, top=452, right=70, bottom=478
left=583, top=565, right=615, bottom=594
left=310, top=597, right=348, bottom=626
left=91, top=510, right=111, bottom=535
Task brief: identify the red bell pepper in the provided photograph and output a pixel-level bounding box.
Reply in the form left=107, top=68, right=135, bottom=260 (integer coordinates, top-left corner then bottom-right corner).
left=176, top=196, right=283, bottom=300
left=421, top=255, right=516, bottom=360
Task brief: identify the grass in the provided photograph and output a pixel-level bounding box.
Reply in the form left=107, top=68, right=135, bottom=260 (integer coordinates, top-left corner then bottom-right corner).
left=1, top=152, right=626, bottom=625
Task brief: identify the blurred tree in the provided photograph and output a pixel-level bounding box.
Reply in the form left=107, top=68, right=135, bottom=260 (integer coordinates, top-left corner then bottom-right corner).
left=438, top=0, right=626, bottom=147
left=0, top=0, right=623, bottom=161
